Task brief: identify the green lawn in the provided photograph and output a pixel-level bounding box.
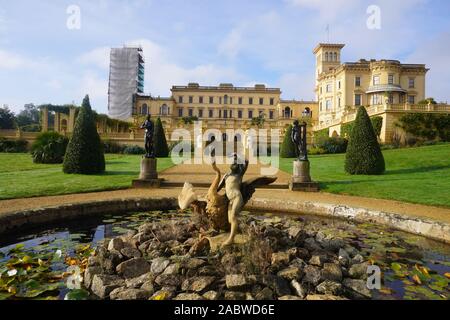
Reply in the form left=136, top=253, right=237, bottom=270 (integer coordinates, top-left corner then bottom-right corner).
left=0, top=154, right=174, bottom=200
left=279, top=143, right=450, bottom=207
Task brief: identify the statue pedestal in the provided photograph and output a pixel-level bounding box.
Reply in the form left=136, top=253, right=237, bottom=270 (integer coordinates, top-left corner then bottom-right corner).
left=289, top=160, right=320, bottom=192
left=132, top=157, right=163, bottom=188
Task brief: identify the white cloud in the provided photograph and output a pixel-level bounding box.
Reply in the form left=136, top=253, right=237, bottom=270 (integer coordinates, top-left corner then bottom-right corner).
left=285, top=0, right=360, bottom=22
left=218, top=27, right=244, bottom=59
left=77, top=47, right=110, bottom=69
left=0, top=50, right=27, bottom=69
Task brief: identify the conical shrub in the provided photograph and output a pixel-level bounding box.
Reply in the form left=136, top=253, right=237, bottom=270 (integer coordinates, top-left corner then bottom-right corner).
left=63, top=95, right=105, bottom=174
left=153, top=117, right=169, bottom=157
left=345, top=106, right=385, bottom=175
left=280, top=125, right=296, bottom=158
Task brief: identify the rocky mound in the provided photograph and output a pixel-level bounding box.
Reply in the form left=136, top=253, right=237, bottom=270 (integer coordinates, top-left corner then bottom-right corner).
left=84, top=214, right=372, bottom=300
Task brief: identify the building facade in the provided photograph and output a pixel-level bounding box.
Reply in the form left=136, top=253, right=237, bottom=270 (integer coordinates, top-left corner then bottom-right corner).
left=108, top=46, right=145, bottom=120
left=133, top=83, right=318, bottom=142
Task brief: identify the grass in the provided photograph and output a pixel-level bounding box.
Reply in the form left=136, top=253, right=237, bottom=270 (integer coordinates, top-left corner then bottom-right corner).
left=279, top=143, right=450, bottom=207
left=0, top=154, right=174, bottom=200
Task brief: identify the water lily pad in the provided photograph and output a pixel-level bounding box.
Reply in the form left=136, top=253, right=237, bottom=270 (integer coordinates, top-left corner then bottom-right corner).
left=64, top=289, right=90, bottom=300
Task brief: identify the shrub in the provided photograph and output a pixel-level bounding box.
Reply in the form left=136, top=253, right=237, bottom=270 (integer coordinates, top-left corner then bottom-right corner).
left=31, top=132, right=68, bottom=164
left=317, top=137, right=348, bottom=154
left=308, top=146, right=326, bottom=155
left=396, top=113, right=450, bottom=142
left=280, top=125, right=296, bottom=158
left=341, top=115, right=383, bottom=139
left=0, top=138, right=28, bottom=153
left=63, top=95, right=105, bottom=174
left=314, top=128, right=329, bottom=143
left=153, top=117, right=169, bottom=157
left=103, top=140, right=126, bottom=154
left=123, top=145, right=145, bottom=155
left=370, top=116, right=383, bottom=137
left=345, top=106, right=385, bottom=175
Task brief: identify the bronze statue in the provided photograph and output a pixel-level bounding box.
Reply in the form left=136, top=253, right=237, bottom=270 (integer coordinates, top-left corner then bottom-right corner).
left=291, top=120, right=308, bottom=161
left=140, top=115, right=154, bottom=158
left=178, top=156, right=276, bottom=247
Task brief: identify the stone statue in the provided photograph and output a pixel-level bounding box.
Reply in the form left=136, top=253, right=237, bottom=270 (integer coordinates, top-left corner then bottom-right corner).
left=291, top=120, right=308, bottom=161
left=178, top=156, right=277, bottom=247
left=140, top=115, right=154, bottom=158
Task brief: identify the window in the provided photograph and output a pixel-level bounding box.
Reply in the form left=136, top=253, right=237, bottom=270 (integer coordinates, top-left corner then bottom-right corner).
left=408, top=95, right=415, bottom=104
left=224, top=95, right=229, bottom=104
left=355, top=76, right=361, bottom=87
left=141, top=103, right=148, bottom=115
left=209, top=96, right=214, bottom=104
left=238, top=97, right=243, bottom=105
left=334, top=52, right=337, bottom=61
left=338, top=98, right=341, bottom=108
left=320, top=102, right=322, bottom=112
left=199, top=96, right=204, bottom=103
left=229, top=110, right=233, bottom=118
left=188, top=108, right=193, bottom=117
left=248, top=110, right=253, bottom=118
left=198, top=109, right=203, bottom=118
left=338, top=81, right=341, bottom=90
left=219, top=110, right=222, bottom=118
left=249, top=97, right=253, bottom=105
left=389, top=93, right=394, bottom=104
left=388, top=74, right=394, bottom=85
left=219, top=97, right=222, bottom=104
left=326, top=84, right=332, bottom=93
left=178, top=96, right=183, bottom=103
left=409, top=78, right=415, bottom=88
left=189, top=96, right=193, bottom=104
left=224, top=110, right=228, bottom=118
left=270, top=98, right=274, bottom=105
left=259, top=97, right=264, bottom=105
left=326, top=99, right=332, bottom=110
left=320, top=87, right=323, bottom=94
left=373, top=75, right=380, bottom=85
left=371, top=94, right=382, bottom=105
left=178, top=108, right=183, bottom=117
left=269, top=110, right=274, bottom=119
left=209, top=109, right=213, bottom=118
left=238, top=110, right=242, bottom=118
left=355, top=94, right=361, bottom=106
left=160, top=104, right=168, bottom=115
left=230, top=97, right=233, bottom=104
left=284, top=107, right=291, bottom=118
left=325, top=52, right=329, bottom=61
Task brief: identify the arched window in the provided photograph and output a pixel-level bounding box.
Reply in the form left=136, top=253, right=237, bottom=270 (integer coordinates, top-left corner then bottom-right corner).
left=284, top=107, right=291, bottom=118
left=160, top=104, right=168, bottom=115
left=141, top=103, right=148, bottom=115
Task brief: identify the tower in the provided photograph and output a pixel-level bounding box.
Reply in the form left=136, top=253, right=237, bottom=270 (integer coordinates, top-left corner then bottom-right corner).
left=313, top=43, right=345, bottom=84
left=108, top=46, right=145, bottom=120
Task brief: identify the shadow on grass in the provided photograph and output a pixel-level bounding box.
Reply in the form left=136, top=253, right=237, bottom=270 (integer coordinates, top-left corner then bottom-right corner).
left=384, top=165, right=450, bottom=175
left=100, top=171, right=139, bottom=176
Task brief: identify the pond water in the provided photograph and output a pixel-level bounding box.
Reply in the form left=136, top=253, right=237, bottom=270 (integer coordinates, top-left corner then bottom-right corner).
left=0, top=210, right=449, bottom=300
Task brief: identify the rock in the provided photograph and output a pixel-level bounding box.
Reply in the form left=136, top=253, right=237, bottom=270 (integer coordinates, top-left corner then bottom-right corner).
left=110, top=288, right=151, bottom=300
left=320, top=239, right=346, bottom=252
left=246, top=293, right=255, bottom=300
left=133, top=232, right=151, bottom=244
left=87, top=256, right=100, bottom=267
left=221, top=254, right=238, bottom=271
left=116, top=258, right=151, bottom=279
left=197, top=265, right=219, bottom=276
left=290, top=258, right=307, bottom=269
left=349, top=263, right=369, bottom=279
left=84, top=266, right=102, bottom=289
left=277, top=267, right=303, bottom=281
left=140, top=281, right=155, bottom=294
left=125, top=272, right=154, bottom=288
left=138, top=240, right=153, bottom=252
left=262, top=274, right=291, bottom=296
left=203, top=291, right=220, bottom=300
left=120, top=247, right=142, bottom=259
left=100, top=251, right=124, bottom=274
left=255, top=287, right=274, bottom=300
left=108, top=238, right=124, bottom=252
left=309, top=255, right=326, bottom=267
left=150, top=257, right=170, bottom=275
left=289, top=248, right=310, bottom=260
left=225, top=274, right=255, bottom=291
left=155, top=274, right=181, bottom=287
left=306, top=294, right=347, bottom=300
left=304, top=238, right=322, bottom=251
left=224, top=291, right=246, bottom=300
left=271, top=252, right=290, bottom=266
left=302, top=265, right=322, bottom=286
left=183, top=258, right=206, bottom=269
left=163, top=263, right=180, bottom=275
left=338, top=248, right=350, bottom=266
left=189, top=238, right=210, bottom=255
left=343, top=278, right=371, bottom=298
left=181, top=276, right=215, bottom=292
left=290, top=280, right=307, bottom=299
left=344, top=245, right=359, bottom=257
left=173, top=293, right=204, bottom=300
left=352, top=254, right=365, bottom=264
left=287, top=226, right=302, bottom=239
left=321, top=263, right=343, bottom=282
left=316, top=280, right=343, bottom=295
left=91, top=274, right=125, bottom=299
left=278, top=295, right=302, bottom=300
left=149, top=289, right=174, bottom=300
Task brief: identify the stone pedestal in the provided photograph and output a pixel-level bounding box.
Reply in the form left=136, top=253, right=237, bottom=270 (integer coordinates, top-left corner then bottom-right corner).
left=132, top=157, right=163, bottom=188
left=289, top=160, right=320, bottom=192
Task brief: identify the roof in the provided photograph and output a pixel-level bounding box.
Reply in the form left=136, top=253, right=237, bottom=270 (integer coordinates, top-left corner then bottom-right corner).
left=313, top=43, right=345, bottom=54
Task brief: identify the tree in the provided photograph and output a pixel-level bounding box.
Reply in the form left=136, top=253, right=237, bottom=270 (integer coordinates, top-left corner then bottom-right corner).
left=345, top=106, right=385, bottom=175
left=0, top=106, right=16, bottom=129
left=16, top=104, right=40, bottom=127
left=153, top=117, right=169, bottom=157
left=280, top=125, right=296, bottom=158
left=63, top=95, right=105, bottom=174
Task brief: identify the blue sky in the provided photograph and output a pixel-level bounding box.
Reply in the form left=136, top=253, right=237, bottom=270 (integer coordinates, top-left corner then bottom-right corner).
left=1, top=0, right=449, bottom=114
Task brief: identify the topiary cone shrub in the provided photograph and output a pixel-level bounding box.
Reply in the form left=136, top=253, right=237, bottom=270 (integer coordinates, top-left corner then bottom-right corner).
left=345, top=106, right=385, bottom=175
left=154, top=117, right=169, bottom=157
left=280, top=125, right=296, bottom=158
left=63, top=95, right=105, bottom=174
